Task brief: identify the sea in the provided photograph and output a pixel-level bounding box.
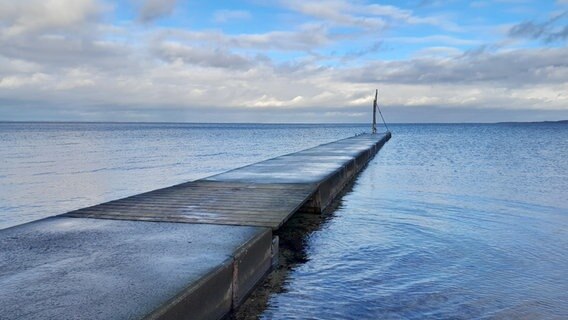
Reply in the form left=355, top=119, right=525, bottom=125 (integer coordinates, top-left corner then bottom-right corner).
left=1, top=122, right=567, bottom=319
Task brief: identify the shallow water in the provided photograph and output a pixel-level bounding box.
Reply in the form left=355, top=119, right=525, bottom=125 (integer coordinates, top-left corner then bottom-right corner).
left=1, top=122, right=567, bottom=318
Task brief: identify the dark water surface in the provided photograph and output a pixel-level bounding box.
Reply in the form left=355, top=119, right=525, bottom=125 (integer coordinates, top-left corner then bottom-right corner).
left=1, top=122, right=567, bottom=318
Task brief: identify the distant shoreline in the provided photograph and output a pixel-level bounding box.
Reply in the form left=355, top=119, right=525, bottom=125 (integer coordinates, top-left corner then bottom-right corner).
left=496, top=120, right=568, bottom=124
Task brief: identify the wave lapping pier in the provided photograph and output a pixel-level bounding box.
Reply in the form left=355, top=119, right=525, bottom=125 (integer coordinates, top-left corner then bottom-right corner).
left=0, top=133, right=390, bottom=320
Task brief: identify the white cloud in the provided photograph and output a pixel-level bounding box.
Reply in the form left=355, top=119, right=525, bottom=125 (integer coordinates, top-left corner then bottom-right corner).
left=136, top=0, right=177, bottom=23
left=0, top=73, right=50, bottom=89
left=0, top=0, right=104, bottom=36
left=388, top=35, right=482, bottom=46
left=158, top=24, right=332, bottom=52
left=280, top=0, right=460, bottom=31
left=281, top=0, right=386, bottom=30
left=213, top=10, right=251, bottom=23
left=344, top=46, right=568, bottom=89
left=0, top=0, right=566, bottom=122
left=154, top=41, right=256, bottom=69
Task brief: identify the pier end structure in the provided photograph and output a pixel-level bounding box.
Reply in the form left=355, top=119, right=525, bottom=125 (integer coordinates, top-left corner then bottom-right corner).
left=0, top=132, right=390, bottom=320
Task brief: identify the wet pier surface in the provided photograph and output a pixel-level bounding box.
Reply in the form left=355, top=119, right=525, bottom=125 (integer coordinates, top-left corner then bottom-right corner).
left=0, top=133, right=390, bottom=320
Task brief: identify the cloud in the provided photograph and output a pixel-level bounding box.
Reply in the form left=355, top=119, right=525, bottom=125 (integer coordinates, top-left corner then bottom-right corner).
left=0, top=34, right=129, bottom=70
left=233, top=24, right=332, bottom=51
left=344, top=46, right=568, bottom=87
left=388, top=35, right=482, bottom=46
left=0, top=0, right=128, bottom=74
left=2, top=41, right=566, bottom=117
left=495, top=0, right=531, bottom=3
left=137, top=0, right=177, bottom=23
left=280, top=0, right=460, bottom=32
left=281, top=0, right=386, bottom=30
left=509, top=11, right=568, bottom=42
left=341, top=41, right=382, bottom=60
left=213, top=10, right=251, bottom=23
left=0, top=0, right=566, bottom=123
left=154, top=42, right=257, bottom=70
left=470, top=1, right=489, bottom=8
left=158, top=24, right=332, bottom=52
left=0, top=73, right=50, bottom=89
left=0, top=0, right=104, bottom=36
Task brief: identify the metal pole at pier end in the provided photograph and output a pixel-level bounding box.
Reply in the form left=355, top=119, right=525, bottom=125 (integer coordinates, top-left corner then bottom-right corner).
left=372, top=89, right=378, bottom=134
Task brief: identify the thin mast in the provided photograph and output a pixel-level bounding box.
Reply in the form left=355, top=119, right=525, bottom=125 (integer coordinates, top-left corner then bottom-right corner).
left=376, top=90, right=389, bottom=133
left=372, top=89, right=378, bottom=134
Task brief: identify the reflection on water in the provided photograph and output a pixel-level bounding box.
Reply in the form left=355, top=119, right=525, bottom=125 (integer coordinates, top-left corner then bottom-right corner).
left=1, top=122, right=567, bottom=319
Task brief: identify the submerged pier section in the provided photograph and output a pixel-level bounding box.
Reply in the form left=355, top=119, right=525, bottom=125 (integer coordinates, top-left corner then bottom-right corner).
left=0, top=133, right=391, bottom=320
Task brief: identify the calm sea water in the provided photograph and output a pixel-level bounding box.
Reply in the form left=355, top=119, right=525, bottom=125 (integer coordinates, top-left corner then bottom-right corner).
left=0, top=122, right=367, bottom=229
left=1, top=122, right=567, bottom=318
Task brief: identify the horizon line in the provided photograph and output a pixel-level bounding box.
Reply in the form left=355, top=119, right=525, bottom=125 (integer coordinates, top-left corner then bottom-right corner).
left=0, top=120, right=566, bottom=125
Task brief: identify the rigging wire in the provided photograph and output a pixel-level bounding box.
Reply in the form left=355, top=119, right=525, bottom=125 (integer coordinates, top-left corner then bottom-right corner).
left=372, top=89, right=389, bottom=133
left=376, top=90, right=389, bottom=132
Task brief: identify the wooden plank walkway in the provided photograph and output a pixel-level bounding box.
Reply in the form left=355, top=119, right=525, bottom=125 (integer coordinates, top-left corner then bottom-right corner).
left=62, top=133, right=391, bottom=230
left=0, top=132, right=391, bottom=320
left=64, top=181, right=314, bottom=228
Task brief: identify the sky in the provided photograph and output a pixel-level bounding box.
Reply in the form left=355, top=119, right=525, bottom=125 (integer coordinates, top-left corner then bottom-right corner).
left=0, top=0, right=567, bottom=123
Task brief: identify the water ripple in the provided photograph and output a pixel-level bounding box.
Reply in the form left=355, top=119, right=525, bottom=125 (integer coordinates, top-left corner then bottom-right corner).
left=258, top=123, right=568, bottom=319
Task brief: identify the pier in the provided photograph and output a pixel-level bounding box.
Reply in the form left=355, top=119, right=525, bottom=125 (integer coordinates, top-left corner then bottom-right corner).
left=0, top=132, right=390, bottom=320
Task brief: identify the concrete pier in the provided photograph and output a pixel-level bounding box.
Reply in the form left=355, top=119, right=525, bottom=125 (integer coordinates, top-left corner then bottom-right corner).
left=0, top=132, right=390, bottom=320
